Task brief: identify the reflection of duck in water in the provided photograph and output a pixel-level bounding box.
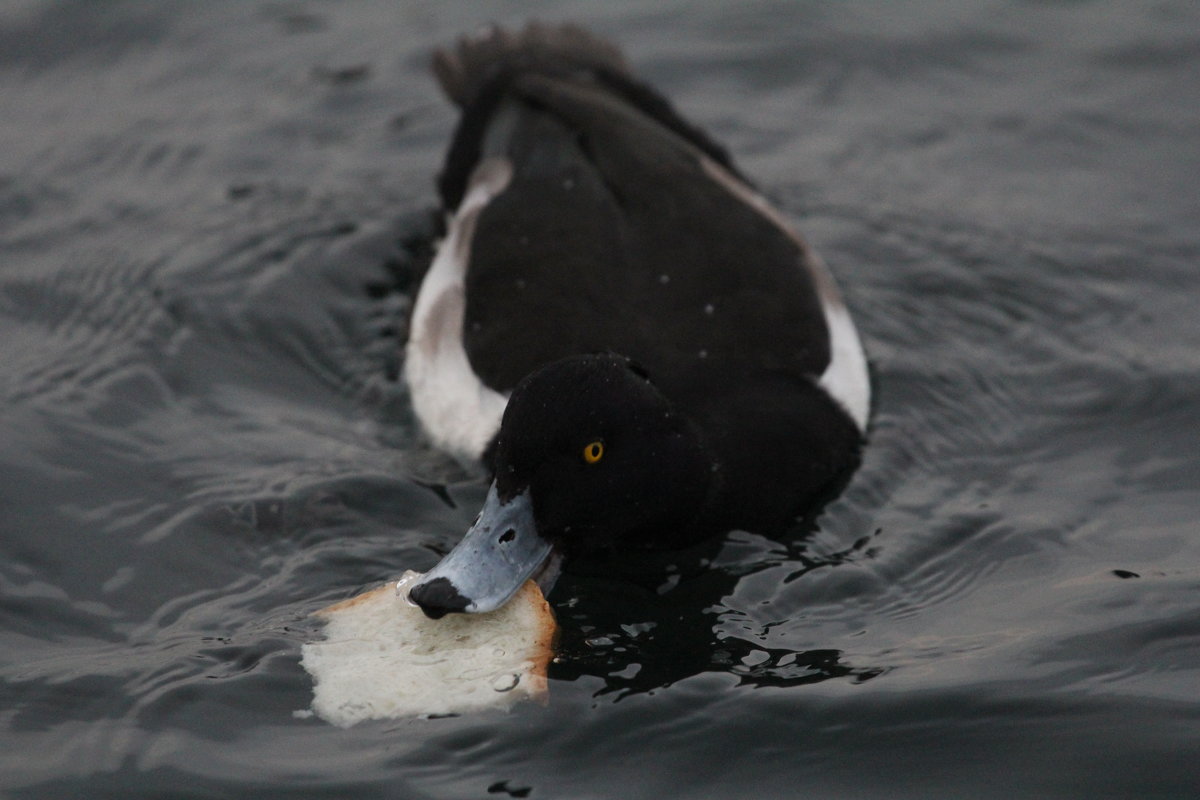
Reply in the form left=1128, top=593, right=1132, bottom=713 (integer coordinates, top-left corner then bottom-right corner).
left=404, top=24, right=870, bottom=619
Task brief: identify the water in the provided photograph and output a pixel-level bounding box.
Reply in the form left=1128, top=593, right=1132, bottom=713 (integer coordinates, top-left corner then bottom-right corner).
left=2, top=1, right=1199, bottom=797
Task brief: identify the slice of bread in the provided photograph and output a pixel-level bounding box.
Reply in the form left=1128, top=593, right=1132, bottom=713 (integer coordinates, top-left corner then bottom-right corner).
left=299, top=571, right=557, bottom=726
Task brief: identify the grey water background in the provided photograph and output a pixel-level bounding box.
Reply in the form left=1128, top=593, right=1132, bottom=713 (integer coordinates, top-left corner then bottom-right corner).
left=2, top=1, right=1198, bottom=797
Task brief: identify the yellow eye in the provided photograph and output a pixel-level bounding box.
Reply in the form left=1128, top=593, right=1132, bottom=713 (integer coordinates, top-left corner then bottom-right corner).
left=582, top=440, right=604, bottom=464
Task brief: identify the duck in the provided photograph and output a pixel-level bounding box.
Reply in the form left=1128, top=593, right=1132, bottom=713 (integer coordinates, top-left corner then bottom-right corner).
left=405, top=23, right=870, bottom=618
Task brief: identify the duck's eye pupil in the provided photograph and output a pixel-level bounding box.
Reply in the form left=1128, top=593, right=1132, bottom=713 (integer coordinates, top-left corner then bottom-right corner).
left=583, top=441, right=604, bottom=464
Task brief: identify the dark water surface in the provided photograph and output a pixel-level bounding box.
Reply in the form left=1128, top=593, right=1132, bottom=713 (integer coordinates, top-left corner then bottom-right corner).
left=3, top=2, right=1199, bottom=797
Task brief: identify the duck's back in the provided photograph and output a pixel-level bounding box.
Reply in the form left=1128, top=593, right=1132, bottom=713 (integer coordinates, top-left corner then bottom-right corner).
left=436, top=27, right=836, bottom=399
left=409, top=26, right=869, bottom=503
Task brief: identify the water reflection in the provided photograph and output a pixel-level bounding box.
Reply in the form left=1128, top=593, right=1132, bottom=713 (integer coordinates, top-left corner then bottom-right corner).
left=544, top=524, right=886, bottom=698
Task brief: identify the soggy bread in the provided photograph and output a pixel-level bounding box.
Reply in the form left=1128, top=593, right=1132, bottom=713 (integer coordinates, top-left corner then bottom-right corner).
left=299, top=571, right=556, bottom=726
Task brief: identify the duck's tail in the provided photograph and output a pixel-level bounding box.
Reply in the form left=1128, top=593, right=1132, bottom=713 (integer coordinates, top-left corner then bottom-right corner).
left=432, top=22, right=630, bottom=109
left=431, top=22, right=743, bottom=198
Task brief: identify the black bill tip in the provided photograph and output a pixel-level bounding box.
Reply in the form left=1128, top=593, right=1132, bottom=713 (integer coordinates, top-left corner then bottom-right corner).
left=409, top=576, right=471, bottom=619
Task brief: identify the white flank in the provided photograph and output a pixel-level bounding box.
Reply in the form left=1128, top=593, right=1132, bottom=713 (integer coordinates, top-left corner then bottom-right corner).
left=698, top=157, right=871, bottom=431
left=405, top=158, right=514, bottom=462
left=808, top=252, right=872, bottom=431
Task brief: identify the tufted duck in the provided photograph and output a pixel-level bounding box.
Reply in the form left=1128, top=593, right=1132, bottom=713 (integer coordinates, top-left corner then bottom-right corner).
left=405, top=23, right=870, bottom=617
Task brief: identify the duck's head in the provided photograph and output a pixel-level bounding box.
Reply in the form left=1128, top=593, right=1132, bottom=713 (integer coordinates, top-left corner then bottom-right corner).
left=408, top=354, right=717, bottom=618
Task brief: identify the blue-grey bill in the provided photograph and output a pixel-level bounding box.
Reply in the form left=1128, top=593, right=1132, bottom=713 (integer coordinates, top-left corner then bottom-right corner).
left=408, top=484, right=552, bottom=618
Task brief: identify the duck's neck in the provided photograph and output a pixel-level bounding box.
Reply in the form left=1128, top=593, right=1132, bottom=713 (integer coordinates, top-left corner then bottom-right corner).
left=680, top=371, right=864, bottom=536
